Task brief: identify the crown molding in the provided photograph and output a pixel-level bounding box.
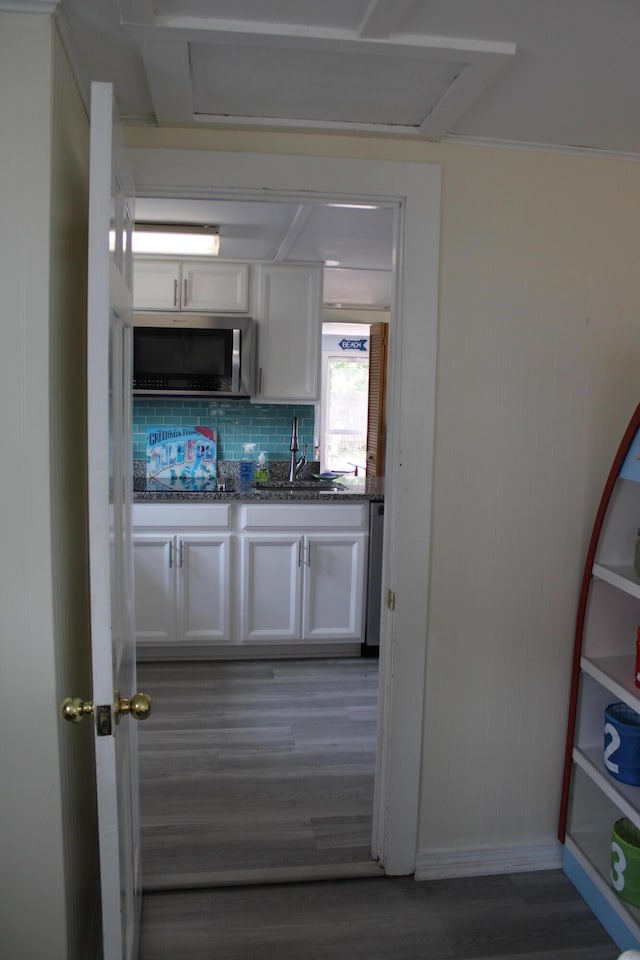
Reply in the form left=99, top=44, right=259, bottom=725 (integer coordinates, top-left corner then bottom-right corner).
left=441, top=133, right=640, bottom=163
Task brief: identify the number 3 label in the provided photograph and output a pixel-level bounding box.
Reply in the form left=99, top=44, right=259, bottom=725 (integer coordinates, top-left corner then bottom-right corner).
left=611, top=840, right=627, bottom=891
left=604, top=722, right=621, bottom=774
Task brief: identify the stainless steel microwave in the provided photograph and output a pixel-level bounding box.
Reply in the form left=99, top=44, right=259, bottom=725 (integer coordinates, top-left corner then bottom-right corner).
left=132, top=314, right=255, bottom=398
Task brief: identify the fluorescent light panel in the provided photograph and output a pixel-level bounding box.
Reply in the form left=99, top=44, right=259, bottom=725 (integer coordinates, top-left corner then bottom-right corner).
left=326, top=203, right=379, bottom=210
left=133, top=222, right=220, bottom=256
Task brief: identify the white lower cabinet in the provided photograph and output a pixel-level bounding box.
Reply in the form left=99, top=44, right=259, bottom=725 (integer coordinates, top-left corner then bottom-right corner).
left=133, top=533, right=175, bottom=645
left=134, top=532, right=232, bottom=647
left=240, top=531, right=367, bottom=643
left=133, top=504, right=233, bottom=649
left=240, top=535, right=303, bottom=642
left=133, top=500, right=370, bottom=652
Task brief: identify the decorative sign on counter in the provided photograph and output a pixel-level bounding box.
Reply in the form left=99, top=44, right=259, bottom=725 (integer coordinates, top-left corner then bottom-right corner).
left=146, top=426, right=217, bottom=492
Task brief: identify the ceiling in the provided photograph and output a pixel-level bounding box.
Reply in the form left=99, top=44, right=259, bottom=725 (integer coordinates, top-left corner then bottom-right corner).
left=49, top=0, right=640, bottom=308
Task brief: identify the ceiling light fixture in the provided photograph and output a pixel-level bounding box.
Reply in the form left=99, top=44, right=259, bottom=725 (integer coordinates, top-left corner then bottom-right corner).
left=325, top=260, right=341, bottom=267
left=326, top=203, right=379, bottom=211
left=133, top=222, right=220, bottom=256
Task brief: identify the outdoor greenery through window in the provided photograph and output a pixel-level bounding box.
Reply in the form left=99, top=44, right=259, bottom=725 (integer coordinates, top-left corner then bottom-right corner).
left=323, top=357, right=369, bottom=473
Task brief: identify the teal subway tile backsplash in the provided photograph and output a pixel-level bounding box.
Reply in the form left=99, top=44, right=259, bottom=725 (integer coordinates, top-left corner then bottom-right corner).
left=133, top=399, right=315, bottom=461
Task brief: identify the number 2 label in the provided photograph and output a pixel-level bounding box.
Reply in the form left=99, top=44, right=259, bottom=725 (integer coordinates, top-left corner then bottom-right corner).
left=604, top=722, right=621, bottom=774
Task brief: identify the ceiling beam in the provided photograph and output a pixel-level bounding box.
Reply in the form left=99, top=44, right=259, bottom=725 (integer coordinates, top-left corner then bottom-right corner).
left=138, top=40, right=194, bottom=123
left=272, top=205, right=314, bottom=261
left=123, top=17, right=516, bottom=63
left=419, top=54, right=513, bottom=138
left=359, top=0, right=418, bottom=39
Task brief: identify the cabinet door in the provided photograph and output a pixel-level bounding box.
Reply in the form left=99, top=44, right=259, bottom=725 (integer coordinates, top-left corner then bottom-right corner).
left=133, top=534, right=176, bottom=644
left=182, top=261, right=250, bottom=313
left=176, top=535, right=232, bottom=644
left=239, top=534, right=303, bottom=642
left=253, top=263, right=322, bottom=402
left=303, top=534, right=368, bottom=641
left=133, top=259, right=180, bottom=311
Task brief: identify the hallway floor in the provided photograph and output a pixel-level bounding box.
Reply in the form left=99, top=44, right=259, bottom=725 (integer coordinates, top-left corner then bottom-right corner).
left=139, top=872, right=618, bottom=959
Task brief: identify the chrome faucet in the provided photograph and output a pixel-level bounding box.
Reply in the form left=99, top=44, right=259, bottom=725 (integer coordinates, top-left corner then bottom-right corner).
left=289, top=416, right=308, bottom=481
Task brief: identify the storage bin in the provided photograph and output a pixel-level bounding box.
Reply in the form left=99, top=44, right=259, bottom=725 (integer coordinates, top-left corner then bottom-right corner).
left=604, top=702, right=640, bottom=785
left=611, top=818, right=640, bottom=907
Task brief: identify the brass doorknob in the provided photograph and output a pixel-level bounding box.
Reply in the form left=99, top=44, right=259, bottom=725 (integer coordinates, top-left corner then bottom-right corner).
left=115, top=691, right=152, bottom=722
left=62, top=692, right=152, bottom=724
left=61, top=697, right=94, bottom=723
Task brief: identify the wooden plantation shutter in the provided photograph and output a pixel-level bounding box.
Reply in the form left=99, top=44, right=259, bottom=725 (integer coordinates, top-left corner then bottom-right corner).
left=366, top=322, right=389, bottom=478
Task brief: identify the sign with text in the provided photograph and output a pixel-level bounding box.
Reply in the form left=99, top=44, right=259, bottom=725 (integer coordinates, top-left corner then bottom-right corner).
left=338, top=337, right=368, bottom=352
left=146, top=426, right=217, bottom=491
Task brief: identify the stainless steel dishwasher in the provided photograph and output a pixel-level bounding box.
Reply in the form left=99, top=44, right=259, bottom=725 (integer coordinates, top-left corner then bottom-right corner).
left=362, top=501, right=384, bottom=656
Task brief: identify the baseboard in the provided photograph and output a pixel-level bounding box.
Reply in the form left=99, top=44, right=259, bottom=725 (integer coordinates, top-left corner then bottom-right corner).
left=137, top=642, right=362, bottom=661
left=414, top=840, right=563, bottom=880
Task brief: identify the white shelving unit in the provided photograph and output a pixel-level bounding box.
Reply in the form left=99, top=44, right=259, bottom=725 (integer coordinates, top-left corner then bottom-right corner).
left=561, top=404, right=640, bottom=951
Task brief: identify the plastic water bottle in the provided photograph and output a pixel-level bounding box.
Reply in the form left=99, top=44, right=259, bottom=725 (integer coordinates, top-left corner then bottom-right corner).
left=239, top=443, right=256, bottom=492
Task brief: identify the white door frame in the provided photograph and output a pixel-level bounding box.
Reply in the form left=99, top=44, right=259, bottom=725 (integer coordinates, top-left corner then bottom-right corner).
left=129, top=149, right=441, bottom=875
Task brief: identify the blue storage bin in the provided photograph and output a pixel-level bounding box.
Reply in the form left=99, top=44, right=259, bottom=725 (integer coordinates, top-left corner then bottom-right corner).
left=604, top=702, right=640, bottom=785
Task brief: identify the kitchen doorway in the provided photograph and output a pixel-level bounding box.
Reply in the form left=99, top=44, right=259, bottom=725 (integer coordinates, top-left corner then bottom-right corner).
left=131, top=147, right=441, bottom=877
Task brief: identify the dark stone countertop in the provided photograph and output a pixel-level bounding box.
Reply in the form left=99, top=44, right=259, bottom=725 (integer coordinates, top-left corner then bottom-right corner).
left=133, top=476, right=384, bottom=503
left=132, top=458, right=383, bottom=503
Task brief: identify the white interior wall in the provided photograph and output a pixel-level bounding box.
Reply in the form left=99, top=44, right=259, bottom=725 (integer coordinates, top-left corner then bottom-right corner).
left=419, top=144, right=640, bottom=874
left=0, top=13, right=96, bottom=956
left=0, top=14, right=67, bottom=955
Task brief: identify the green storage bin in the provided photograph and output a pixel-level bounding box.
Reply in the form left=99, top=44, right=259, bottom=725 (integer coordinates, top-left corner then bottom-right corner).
left=611, top=818, right=640, bottom=906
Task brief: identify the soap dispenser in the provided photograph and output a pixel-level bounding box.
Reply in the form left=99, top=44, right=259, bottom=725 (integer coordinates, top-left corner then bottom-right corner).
left=254, top=451, right=269, bottom=482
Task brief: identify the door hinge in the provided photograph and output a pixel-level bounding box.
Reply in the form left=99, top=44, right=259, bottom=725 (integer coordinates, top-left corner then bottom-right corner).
left=95, top=704, right=112, bottom=737
left=386, top=589, right=396, bottom=611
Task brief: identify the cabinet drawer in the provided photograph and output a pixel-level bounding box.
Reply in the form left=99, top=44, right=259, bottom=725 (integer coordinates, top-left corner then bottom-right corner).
left=239, top=502, right=368, bottom=530
left=133, top=503, right=232, bottom=528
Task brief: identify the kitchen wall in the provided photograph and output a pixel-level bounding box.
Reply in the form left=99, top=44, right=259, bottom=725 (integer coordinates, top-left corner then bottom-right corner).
left=133, top=398, right=315, bottom=461
left=125, top=122, right=640, bottom=874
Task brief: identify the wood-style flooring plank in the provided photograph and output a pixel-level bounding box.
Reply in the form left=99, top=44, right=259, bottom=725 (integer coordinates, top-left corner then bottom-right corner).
left=139, top=873, right=619, bottom=960
left=137, top=658, right=380, bottom=889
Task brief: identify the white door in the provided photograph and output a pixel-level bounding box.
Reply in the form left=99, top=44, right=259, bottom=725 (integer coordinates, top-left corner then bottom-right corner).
left=86, top=82, right=143, bottom=960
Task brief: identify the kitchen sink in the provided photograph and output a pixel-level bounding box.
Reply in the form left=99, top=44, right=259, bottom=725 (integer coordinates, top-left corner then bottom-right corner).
left=253, top=480, right=346, bottom=492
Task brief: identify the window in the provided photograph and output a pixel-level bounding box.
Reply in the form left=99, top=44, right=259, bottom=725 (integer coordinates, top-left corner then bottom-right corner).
left=320, top=324, right=370, bottom=474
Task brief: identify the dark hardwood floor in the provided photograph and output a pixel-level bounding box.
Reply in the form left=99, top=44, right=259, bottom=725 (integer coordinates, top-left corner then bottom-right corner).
left=136, top=658, right=381, bottom=889
left=139, top=872, right=619, bottom=960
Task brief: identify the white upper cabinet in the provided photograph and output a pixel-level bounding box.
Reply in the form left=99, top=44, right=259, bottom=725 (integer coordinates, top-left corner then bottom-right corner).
left=134, top=259, right=181, bottom=311
left=133, top=258, right=250, bottom=313
left=252, top=262, right=322, bottom=403
left=182, top=261, right=250, bottom=313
